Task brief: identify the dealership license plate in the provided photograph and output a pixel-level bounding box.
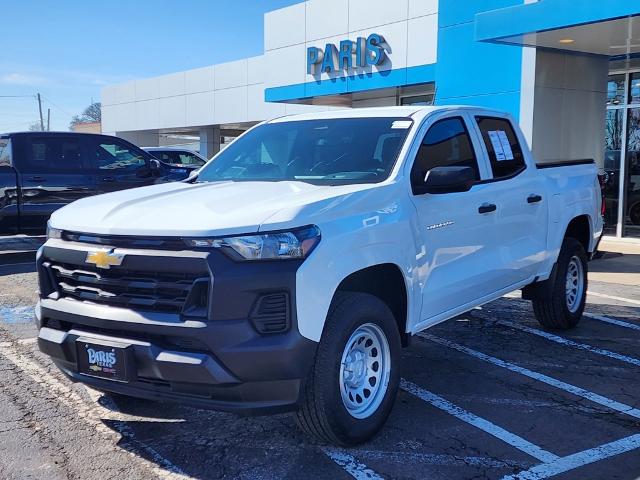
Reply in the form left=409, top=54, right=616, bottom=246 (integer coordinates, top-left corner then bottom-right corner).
left=76, top=338, right=131, bottom=382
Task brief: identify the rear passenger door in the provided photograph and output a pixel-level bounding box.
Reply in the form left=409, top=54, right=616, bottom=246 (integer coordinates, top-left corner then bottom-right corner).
left=473, top=115, right=549, bottom=281
left=13, top=135, right=95, bottom=231
left=85, top=137, right=157, bottom=194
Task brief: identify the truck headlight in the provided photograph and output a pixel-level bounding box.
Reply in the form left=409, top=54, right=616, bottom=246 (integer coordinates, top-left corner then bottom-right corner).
left=46, top=223, right=62, bottom=240
left=185, top=225, right=321, bottom=261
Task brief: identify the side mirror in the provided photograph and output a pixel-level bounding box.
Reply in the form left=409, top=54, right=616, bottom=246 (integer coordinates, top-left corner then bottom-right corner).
left=416, top=166, right=476, bottom=195
left=149, top=159, right=161, bottom=171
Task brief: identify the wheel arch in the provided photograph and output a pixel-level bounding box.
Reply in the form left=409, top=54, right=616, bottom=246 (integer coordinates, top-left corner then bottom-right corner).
left=564, top=214, right=592, bottom=253
left=333, top=263, right=410, bottom=347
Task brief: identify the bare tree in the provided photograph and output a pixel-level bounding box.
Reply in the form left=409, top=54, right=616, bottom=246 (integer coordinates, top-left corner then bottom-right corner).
left=28, top=122, right=43, bottom=132
left=69, top=102, right=101, bottom=129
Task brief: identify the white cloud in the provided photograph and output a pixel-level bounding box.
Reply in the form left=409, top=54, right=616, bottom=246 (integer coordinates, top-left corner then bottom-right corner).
left=0, top=72, right=48, bottom=86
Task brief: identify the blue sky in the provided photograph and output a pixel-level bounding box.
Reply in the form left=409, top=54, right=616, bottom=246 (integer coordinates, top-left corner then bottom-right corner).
left=0, top=0, right=302, bottom=132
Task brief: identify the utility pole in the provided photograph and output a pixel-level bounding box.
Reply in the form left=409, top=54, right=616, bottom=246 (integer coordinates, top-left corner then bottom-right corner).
left=47, top=108, right=50, bottom=131
left=37, top=93, right=45, bottom=131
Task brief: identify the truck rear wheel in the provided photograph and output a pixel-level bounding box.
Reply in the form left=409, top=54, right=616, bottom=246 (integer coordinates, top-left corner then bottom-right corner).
left=532, top=237, right=588, bottom=330
left=296, top=292, right=400, bottom=446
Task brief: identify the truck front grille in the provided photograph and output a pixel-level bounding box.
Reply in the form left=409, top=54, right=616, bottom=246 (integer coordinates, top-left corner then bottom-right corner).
left=46, top=262, right=209, bottom=314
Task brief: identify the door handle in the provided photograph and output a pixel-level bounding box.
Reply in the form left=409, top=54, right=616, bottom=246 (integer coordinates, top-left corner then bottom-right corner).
left=478, top=203, right=497, bottom=214
left=527, top=194, right=543, bottom=204
left=101, top=176, right=116, bottom=182
left=26, top=176, right=45, bottom=183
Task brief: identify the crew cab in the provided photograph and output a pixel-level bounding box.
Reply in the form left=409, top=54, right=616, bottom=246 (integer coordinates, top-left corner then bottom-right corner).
left=0, top=132, right=192, bottom=234
left=35, top=106, right=603, bottom=446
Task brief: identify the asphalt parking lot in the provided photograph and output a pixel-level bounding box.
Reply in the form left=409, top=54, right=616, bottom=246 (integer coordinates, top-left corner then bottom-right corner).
left=0, top=242, right=639, bottom=480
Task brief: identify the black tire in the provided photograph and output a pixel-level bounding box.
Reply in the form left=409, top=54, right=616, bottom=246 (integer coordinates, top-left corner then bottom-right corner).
left=296, top=292, right=401, bottom=446
left=532, top=237, right=588, bottom=330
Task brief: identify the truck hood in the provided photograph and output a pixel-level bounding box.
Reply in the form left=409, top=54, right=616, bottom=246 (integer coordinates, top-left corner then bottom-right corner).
left=50, top=180, right=374, bottom=237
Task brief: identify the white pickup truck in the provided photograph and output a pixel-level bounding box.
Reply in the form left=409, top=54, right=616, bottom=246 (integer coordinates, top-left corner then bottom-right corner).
left=36, top=106, right=603, bottom=446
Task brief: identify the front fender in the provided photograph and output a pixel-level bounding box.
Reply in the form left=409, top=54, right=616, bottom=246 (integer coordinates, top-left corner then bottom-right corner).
left=295, top=227, right=419, bottom=343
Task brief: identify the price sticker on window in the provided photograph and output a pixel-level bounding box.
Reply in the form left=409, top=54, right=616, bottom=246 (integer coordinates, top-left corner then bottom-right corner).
left=488, top=130, right=514, bottom=161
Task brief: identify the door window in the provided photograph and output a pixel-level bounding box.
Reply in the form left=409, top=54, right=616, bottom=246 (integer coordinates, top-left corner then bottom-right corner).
left=410, top=117, right=479, bottom=190
left=23, top=137, right=82, bottom=171
left=157, top=151, right=205, bottom=166
left=475, top=117, right=526, bottom=179
left=0, top=138, right=11, bottom=167
left=88, top=139, right=147, bottom=170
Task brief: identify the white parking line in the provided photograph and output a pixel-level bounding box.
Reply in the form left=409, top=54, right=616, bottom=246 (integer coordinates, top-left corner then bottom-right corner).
left=322, top=448, right=384, bottom=480
left=500, top=434, right=640, bottom=480
left=419, top=333, right=640, bottom=420
left=354, top=449, right=530, bottom=470
left=0, top=342, right=193, bottom=480
left=584, top=313, right=640, bottom=332
left=587, top=291, right=640, bottom=306
left=401, top=379, right=559, bottom=463
left=495, top=320, right=640, bottom=367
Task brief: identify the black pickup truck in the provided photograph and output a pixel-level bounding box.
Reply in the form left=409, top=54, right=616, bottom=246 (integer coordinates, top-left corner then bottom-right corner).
left=0, top=132, right=190, bottom=234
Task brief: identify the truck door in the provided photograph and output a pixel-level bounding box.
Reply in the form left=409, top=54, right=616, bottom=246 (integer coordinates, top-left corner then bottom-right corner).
left=409, top=114, right=508, bottom=324
left=0, top=137, right=19, bottom=233
left=472, top=115, right=549, bottom=282
left=13, top=134, right=96, bottom=232
left=85, top=136, right=158, bottom=194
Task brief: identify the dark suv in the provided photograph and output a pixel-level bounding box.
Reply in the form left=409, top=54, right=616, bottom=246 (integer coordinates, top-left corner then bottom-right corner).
left=0, top=132, right=189, bottom=234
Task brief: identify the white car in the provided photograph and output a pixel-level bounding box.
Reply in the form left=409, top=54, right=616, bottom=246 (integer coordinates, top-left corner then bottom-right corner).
left=37, top=106, right=603, bottom=446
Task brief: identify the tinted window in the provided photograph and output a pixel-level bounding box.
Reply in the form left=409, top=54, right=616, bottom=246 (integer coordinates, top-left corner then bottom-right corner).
left=0, top=138, right=11, bottom=167
left=23, top=137, right=82, bottom=171
left=607, top=74, right=625, bottom=106
left=476, top=117, right=526, bottom=179
left=196, top=118, right=412, bottom=185
left=410, top=117, right=479, bottom=188
left=88, top=139, right=147, bottom=170
left=155, top=151, right=205, bottom=166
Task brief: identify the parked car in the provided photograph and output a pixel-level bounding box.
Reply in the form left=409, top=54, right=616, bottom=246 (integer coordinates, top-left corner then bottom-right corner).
left=36, top=106, right=603, bottom=446
left=143, top=147, right=207, bottom=170
left=0, top=132, right=192, bottom=234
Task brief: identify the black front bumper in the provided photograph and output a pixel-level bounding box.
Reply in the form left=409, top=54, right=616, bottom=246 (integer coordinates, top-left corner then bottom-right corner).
left=36, top=239, right=318, bottom=414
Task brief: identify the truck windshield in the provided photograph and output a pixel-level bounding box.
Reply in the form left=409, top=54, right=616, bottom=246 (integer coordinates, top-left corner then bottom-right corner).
left=196, top=117, right=412, bottom=185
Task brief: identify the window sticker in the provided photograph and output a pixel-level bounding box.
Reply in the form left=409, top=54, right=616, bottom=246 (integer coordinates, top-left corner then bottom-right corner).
left=391, top=120, right=412, bottom=129
left=497, top=130, right=514, bottom=160
left=488, top=130, right=514, bottom=161
left=488, top=131, right=506, bottom=161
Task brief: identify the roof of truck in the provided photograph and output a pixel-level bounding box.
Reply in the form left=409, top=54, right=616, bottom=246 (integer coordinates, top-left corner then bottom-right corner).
left=0, top=131, right=110, bottom=138
left=268, top=105, right=510, bottom=123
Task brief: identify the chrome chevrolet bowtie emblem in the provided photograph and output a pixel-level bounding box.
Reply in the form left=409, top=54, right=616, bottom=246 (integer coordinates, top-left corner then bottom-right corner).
left=85, top=249, right=124, bottom=269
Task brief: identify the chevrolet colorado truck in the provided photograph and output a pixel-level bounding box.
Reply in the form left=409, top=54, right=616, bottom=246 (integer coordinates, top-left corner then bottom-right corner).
left=35, top=106, right=603, bottom=446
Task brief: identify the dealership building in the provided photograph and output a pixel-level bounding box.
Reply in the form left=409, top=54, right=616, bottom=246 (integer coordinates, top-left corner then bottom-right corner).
left=102, top=0, right=640, bottom=240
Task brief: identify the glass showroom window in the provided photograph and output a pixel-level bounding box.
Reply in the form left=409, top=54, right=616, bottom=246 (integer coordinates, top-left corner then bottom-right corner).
left=605, top=72, right=640, bottom=239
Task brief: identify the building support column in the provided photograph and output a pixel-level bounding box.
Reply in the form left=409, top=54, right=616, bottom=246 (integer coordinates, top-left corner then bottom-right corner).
left=199, top=126, right=221, bottom=159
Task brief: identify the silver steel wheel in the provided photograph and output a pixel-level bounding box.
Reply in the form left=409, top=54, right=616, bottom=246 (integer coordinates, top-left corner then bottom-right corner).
left=565, top=255, right=585, bottom=313
left=339, top=323, right=391, bottom=419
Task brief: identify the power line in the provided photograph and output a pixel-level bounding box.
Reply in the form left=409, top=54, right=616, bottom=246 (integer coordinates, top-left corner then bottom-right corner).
left=0, top=95, right=36, bottom=98
left=40, top=94, right=75, bottom=117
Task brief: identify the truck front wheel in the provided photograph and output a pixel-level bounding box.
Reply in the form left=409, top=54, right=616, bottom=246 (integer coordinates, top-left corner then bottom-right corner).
left=296, top=292, right=401, bottom=446
left=532, top=237, right=588, bottom=330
